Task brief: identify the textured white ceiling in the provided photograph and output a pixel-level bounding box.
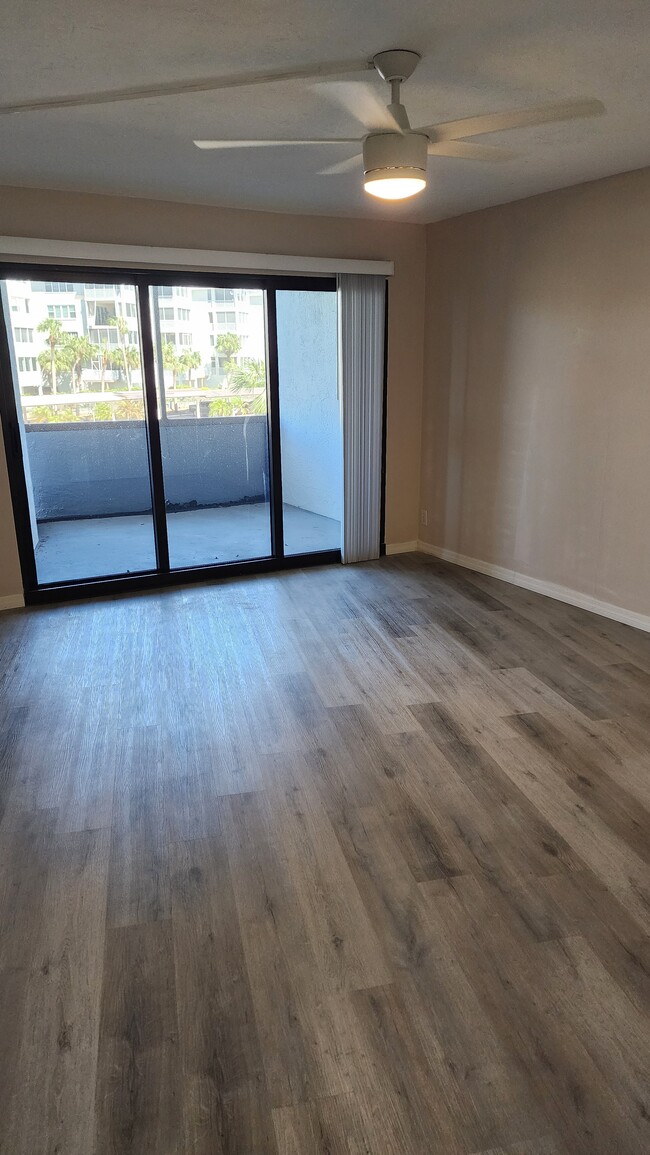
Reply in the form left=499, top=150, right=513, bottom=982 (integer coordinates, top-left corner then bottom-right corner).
left=1, top=0, right=649, bottom=223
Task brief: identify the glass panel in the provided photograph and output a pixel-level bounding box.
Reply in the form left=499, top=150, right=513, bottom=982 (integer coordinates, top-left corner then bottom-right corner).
left=276, top=290, right=341, bottom=555
left=2, top=278, right=156, bottom=583
left=149, top=284, right=271, bottom=568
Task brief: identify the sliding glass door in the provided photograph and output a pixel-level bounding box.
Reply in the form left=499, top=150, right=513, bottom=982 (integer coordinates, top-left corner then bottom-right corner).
left=0, top=277, right=156, bottom=583
left=149, top=283, right=272, bottom=568
left=0, top=268, right=341, bottom=599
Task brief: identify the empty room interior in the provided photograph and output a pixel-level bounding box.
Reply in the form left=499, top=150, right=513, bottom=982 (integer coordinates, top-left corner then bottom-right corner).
left=0, top=1, right=649, bottom=1151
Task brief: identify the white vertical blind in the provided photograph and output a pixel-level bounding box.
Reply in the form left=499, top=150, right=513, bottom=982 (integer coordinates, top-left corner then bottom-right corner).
left=338, top=273, right=386, bottom=564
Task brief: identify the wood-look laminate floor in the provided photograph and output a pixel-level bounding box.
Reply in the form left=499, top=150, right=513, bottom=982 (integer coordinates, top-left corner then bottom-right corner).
left=0, top=554, right=648, bottom=1155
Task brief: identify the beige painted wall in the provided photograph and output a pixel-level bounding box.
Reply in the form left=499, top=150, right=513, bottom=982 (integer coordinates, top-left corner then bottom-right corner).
left=420, top=168, right=650, bottom=618
left=0, top=185, right=426, bottom=599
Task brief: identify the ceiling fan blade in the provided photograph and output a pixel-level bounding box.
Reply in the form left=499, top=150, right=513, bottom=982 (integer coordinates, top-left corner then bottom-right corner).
left=0, top=58, right=373, bottom=116
left=194, top=138, right=360, bottom=150
left=427, top=140, right=517, bottom=161
left=315, top=81, right=401, bottom=132
left=418, top=99, right=605, bottom=141
left=318, top=153, right=363, bottom=175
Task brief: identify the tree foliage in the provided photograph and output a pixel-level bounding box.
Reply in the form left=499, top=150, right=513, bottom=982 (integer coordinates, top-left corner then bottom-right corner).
left=228, top=358, right=267, bottom=414
left=180, top=349, right=202, bottom=386
left=35, top=315, right=141, bottom=395
left=115, top=398, right=145, bottom=420
left=95, top=344, right=119, bottom=391
left=215, top=332, right=241, bottom=360
left=28, top=404, right=79, bottom=424
left=66, top=335, right=96, bottom=393
left=93, top=402, right=115, bottom=422
left=107, top=315, right=139, bottom=386
left=208, top=398, right=245, bottom=417
left=37, top=318, right=65, bottom=394
left=161, top=340, right=181, bottom=389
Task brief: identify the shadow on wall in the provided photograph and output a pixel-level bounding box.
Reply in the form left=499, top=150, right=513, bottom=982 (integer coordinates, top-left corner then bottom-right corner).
left=426, top=212, right=518, bottom=565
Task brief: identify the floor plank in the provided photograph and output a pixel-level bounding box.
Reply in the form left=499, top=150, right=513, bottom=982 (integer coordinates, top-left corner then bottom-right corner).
left=170, top=823, right=277, bottom=1153
left=95, top=920, right=181, bottom=1154
left=4, top=828, right=110, bottom=1155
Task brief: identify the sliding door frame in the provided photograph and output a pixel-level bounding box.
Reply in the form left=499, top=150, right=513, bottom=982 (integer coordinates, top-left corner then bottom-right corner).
left=264, top=288, right=285, bottom=562
left=0, top=261, right=342, bottom=605
left=136, top=281, right=170, bottom=573
left=0, top=284, right=39, bottom=592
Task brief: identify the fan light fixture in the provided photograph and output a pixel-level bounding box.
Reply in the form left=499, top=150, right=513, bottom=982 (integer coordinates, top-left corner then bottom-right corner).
left=364, top=172, right=426, bottom=200
left=362, top=128, right=428, bottom=199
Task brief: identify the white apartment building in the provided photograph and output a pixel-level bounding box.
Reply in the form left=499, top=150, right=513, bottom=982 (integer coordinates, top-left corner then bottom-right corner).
left=7, top=279, right=84, bottom=393
left=6, top=279, right=266, bottom=398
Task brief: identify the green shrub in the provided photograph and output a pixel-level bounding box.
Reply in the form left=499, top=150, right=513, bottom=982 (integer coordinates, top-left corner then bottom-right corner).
left=93, top=402, right=115, bottom=422
left=209, top=398, right=242, bottom=416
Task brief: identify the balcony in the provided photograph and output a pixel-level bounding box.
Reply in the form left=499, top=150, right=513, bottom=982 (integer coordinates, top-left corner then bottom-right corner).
left=24, top=416, right=341, bottom=582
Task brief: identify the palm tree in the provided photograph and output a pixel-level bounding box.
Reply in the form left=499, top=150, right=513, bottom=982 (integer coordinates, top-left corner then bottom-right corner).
left=215, top=332, right=242, bottom=382
left=37, top=318, right=65, bottom=394
left=162, top=340, right=181, bottom=390
left=228, top=358, right=267, bottom=415
left=215, top=332, right=241, bottom=360
left=179, top=349, right=204, bottom=416
left=65, top=335, right=95, bottom=393
left=95, top=343, right=117, bottom=392
left=107, top=315, right=134, bottom=387
left=123, top=345, right=141, bottom=387
left=180, top=350, right=202, bottom=388
left=37, top=350, right=51, bottom=395
left=37, top=345, right=70, bottom=396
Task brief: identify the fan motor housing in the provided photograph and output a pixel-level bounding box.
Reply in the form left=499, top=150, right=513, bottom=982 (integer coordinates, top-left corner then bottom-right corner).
left=363, top=131, right=428, bottom=179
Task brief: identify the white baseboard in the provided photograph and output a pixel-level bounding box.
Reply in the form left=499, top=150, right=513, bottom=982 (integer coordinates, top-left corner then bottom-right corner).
left=385, top=541, right=419, bottom=555
left=416, top=542, right=650, bottom=635
left=1, top=543, right=646, bottom=635
left=0, top=593, right=25, bottom=612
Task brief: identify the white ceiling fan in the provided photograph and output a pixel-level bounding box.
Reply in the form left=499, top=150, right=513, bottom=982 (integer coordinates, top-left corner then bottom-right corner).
left=0, top=49, right=604, bottom=202
left=194, top=50, right=605, bottom=201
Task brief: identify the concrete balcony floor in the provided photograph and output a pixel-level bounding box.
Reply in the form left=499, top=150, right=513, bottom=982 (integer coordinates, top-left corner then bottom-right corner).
left=34, top=503, right=340, bottom=584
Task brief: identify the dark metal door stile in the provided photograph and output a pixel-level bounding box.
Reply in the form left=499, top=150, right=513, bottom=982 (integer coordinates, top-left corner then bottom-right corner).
left=264, top=288, right=285, bottom=561
left=0, top=287, right=38, bottom=592
left=136, top=281, right=170, bottom=573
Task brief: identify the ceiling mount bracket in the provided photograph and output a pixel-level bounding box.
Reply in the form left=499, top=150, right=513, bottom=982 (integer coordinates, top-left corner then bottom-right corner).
left=372, top=50, right=421, bottom=84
